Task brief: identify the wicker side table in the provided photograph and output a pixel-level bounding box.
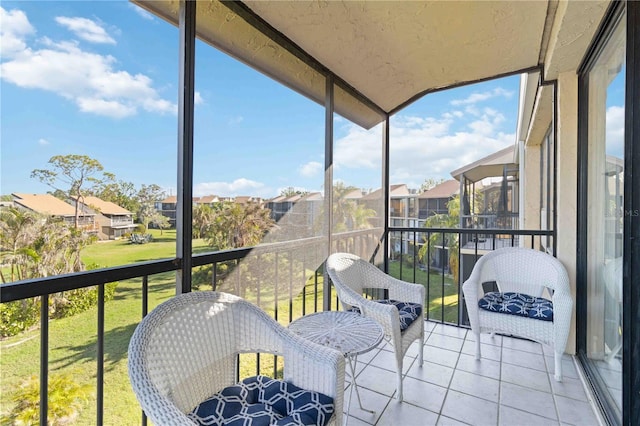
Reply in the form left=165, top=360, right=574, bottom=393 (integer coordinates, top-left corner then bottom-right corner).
left=289, top=311, right=383, bottom=424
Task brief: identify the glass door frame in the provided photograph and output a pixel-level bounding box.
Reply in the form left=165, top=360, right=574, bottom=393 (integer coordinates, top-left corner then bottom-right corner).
left=576, top=1, right=640, bottom=425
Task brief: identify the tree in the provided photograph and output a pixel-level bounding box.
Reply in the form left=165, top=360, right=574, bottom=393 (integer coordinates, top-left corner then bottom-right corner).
left=420, top=178, right=445, bottom=193
left=204, top=202, right=274, bottom=250
left=332, top=182, right=374, bottom=232
left=0, top=208, right=95, bottom=283
left=90, top=175, right=139, bottom=213
left=0, top=207, right=39, bottom=282
left=136, top=184, right=165, bottom=228
left=31, top=155, right=109, bottom=229
left=280, top=186, right=308, bottom=197
left=148, top=212, right=170, bottom=235
left=193, top=203, right=217, bottom=239
left=418, top=195, right=460, bottom=283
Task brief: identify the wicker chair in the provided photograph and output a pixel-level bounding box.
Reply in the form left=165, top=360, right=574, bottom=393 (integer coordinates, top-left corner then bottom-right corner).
left=462, top=247, right=573, bottom=381
left=128, top=291, right=344, bottom=425
left=326, top=253, right=425, bottom=402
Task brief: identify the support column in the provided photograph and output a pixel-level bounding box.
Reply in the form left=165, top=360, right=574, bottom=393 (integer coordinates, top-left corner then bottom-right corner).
left=176, top=0, right=195, bottom=294
left=556, top=71, right=578, bottom=354
left=322, top=76, right=334, bottom=312
left=522, top=142, right=542, bottom=248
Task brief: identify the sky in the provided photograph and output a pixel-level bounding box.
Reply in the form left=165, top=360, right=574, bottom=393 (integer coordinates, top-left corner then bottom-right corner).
left=0, top=1, right=625, bottom=200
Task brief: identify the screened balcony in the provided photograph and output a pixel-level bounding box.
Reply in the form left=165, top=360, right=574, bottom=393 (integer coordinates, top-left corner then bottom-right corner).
left=2, top=0, right=639, bottom=425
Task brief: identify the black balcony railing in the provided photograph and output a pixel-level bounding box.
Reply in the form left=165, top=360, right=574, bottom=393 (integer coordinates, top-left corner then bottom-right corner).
left=388, top=226, right=554, bottom=326
left=0, top=226, right=551, bottom=425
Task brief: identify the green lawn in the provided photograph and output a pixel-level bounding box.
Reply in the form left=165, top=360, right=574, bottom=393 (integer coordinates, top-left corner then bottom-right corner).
left=387, top=260, right=460, bottom=323
left=1, top=236, right=461, bottom=424
left=81, top=229, right=211, bottom=268
left=0, top=232, right=326, bottom=424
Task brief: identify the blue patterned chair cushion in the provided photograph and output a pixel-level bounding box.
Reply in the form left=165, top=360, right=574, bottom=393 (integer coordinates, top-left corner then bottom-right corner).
left=350, top=300, right=422, bottom=331
left=478, top=292, right=553, bottom=322
left=188, top=375, right=334, bottom=426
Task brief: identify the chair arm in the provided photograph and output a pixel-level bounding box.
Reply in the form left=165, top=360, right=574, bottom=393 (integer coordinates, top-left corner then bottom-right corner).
left=462, top=278, right=481, bottom=333
left=332, top=276, right=370, bottom=309
left=128, top=336, right=199, bottom=425
left=240, top=305, right=344, bottom=409
left=359, top=299, right=402, bottom=340
left=387, top=278, right=425, bottom=306
left=283, top=331, right=345, bottom=425
left=551, top=290, right=573, bottom=351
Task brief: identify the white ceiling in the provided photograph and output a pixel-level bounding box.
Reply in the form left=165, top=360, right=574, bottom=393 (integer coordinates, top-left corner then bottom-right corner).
left=133, top=0, right=609, bottom=128
left=245, top=1, right=548, bottom=113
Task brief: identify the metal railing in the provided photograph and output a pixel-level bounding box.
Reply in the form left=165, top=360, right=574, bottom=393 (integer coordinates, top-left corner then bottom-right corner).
left=0, top=225, right=551, bottom=424
left=388, top=226, right=554, bottom=326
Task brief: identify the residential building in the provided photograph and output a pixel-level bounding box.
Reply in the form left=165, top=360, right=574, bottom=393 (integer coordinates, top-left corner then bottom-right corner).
left=76, top=196, right=137, bottom=240
left=418, top=179, right=460, bottom=219
left=157, top=195, right=178, bottom=227
left=11, top=193, right=99, bottom=234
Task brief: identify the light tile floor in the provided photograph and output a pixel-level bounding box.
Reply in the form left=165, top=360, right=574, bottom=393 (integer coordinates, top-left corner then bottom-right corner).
left=343, top=321, right=602, bottom=426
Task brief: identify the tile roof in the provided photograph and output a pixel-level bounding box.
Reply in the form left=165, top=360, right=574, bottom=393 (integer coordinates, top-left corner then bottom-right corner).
left=82, top=196, right=132, bottom=215
left=419, top=179, right=460, bottom=199
left=12, top=193, right=80, bottom=216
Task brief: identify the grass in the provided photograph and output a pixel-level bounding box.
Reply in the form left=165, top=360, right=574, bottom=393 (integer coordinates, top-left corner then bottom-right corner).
left=1, top=272, right=177, bottom=424
left=387, top=260, right=460, bottom=323
left=1, top=235, right=461, bottom=424
left=82, top=229, right=211, bottom=268
left=1, top=232, right=328, bottom=424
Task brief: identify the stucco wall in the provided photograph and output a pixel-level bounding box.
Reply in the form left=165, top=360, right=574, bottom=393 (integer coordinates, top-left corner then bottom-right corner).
left=556, top=71, right=579, bottom=354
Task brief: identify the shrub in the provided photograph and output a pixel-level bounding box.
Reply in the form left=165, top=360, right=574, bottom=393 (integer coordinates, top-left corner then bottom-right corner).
left=129, top=233, right=152, bottom=244
left=2, top=374, right=91, bottom=425
left=50, top=283, right=118, bottom=319
left=1, top=263, right=118, bottom=335
left=0, top=298, right=40, bottom=338
left=402, top=253, right=415, bottom=267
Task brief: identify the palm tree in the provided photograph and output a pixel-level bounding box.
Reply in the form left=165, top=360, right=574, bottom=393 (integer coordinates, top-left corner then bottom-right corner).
left=205, top=202, right=274, bottom=250
left=332, top=182, right=375, bottom=232
left=418, top=196, right=461, bottom=283
left=192, top=204, right=216, bottom=239
left=0, top=207, right=39, bottom=282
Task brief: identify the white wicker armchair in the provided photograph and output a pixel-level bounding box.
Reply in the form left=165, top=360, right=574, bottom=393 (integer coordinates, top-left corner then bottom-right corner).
left=128, top=291, right=345, bottom=425
left=326, top=253, right=425, bottom=402
left=462, top=247, right=573, bottom=381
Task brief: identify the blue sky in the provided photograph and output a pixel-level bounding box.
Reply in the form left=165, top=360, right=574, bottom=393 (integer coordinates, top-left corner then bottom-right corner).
left=0, top=2, right=624, bottom=200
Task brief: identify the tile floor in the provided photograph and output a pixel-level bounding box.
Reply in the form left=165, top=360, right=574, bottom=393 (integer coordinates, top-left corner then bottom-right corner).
left=343, top=321, right=602, bottom=426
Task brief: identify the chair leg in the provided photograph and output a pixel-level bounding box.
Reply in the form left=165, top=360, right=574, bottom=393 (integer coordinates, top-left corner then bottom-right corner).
left=475, top=332, right=481, bottom=360
left=418, top=333, right=424, bottom=366
left=554, top=351, right=563, bottom=382
left=395, top=353, right=404, bottom=402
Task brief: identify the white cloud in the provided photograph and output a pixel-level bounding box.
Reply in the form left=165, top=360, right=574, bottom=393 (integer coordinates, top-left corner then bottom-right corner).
left=298, top=161, right=323, bottom=178
left=55, top=16, right=116, bottom=44
left=1, top=7, right=35, bottom=57
left=194, top=91, right=204, bottom=105
left=128, top=4, right=155, bottom=21
left=194, top=178, right=268, bottom=198
left=606, top=105, right=625, bottom=158
left=0, top=10, right=176, bottom=119
left=77, top=97, right=136, bottom=118
left=333, top=124, right=383, bottom=170
left=334, top=106, right=515, bottom=189
left=468, top=119, right=494, bottom=135
left=38, top=138, right=50, bottom=146
left=451, top=87, right=514, bottom=106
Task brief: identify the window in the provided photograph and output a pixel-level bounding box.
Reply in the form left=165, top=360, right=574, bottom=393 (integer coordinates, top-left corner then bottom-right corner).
left=584, top=7, right=626, bottom=418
